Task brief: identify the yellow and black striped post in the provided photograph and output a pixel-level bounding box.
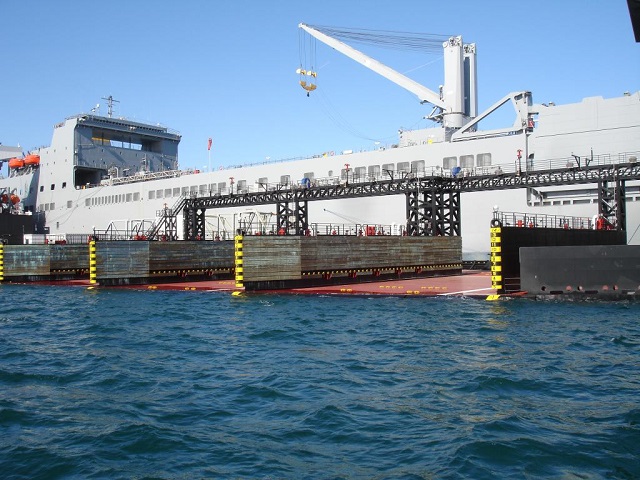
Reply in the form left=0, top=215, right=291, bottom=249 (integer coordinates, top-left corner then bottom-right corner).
left=489, top=219, right=503, bottom=298
left=0, top=242, right=4, bottom=282
left=89, top=240, right=97, bottom=284
left=234, top=234, right=244, bottom=289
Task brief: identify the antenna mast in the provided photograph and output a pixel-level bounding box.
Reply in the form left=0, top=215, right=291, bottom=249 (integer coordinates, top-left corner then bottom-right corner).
left=101, top=95, right=120, bottom=118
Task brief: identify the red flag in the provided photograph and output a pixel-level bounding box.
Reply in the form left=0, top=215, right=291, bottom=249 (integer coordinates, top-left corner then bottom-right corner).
left=207, top=137, right=212, bottom=151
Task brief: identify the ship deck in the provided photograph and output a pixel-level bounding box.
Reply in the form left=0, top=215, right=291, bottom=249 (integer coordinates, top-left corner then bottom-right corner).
left=29, top=270, right=497, bottom=298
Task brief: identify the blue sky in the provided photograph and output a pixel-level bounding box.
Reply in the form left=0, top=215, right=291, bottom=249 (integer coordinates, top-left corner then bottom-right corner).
left=1, top=0, right=638, bottom=171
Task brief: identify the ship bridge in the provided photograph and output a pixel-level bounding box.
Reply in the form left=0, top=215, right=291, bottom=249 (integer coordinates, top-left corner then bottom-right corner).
left=71, top=114, right=181, bottom=189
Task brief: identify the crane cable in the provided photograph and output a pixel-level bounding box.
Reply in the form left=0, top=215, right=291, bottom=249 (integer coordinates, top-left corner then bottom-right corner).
left=297, top=29, right=318, bottom=95
left=306, top=24, right=451, bottom=52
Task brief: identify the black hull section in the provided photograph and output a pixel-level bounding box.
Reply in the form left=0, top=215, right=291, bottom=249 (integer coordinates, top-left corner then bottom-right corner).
left=521, top=245, right=640, bottom=298
left=0, top=213, right=34, bottom=245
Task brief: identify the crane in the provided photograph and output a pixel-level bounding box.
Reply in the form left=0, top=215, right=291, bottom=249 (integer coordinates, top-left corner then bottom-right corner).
left=298, top=23, right=477, bottom=130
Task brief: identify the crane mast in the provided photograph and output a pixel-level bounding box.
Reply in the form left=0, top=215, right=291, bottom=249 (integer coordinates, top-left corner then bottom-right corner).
left=298, top=23, right=477, bottom=130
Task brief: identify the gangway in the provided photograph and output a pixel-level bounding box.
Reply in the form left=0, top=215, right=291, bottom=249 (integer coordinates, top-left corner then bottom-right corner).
left=178, top=159, right=640, bottom=241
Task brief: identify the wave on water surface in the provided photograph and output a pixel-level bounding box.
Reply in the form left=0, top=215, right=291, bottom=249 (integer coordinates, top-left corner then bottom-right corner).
left=1, top=285, right=639, bottom=479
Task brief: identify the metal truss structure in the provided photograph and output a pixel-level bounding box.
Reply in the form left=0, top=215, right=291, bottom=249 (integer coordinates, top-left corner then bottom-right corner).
left=176, top=162, right=640, bottom=240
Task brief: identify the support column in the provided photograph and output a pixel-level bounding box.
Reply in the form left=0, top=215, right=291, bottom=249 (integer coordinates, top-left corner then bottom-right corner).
left=276, top=201, right=292, bottom=234
left=294, top=199, right=309, bottom=235
left=598, top=180, right=616, bottom=225
left=183, top=206, right=196, bottom=240
left=182, top=206, right=206, bottom=240
left=194, top=208, right=206, bottom=240
left=439, top=190, right=461, bottom=236
left=406, top=189, right=434, bottom=236
left=598, top=180, right=626, bottom=231
left=159, top=205, right=178, bottom=240
left=405, top=188, right=460, bottom=236
left=616, top=179, right=626, bottom=231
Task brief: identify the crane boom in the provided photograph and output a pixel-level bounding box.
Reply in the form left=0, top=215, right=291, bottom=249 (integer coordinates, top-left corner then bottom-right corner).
left=299, top=23, right=447, bottom=111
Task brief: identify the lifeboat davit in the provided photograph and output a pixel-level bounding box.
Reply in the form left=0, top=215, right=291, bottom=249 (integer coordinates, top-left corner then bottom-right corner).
left=8, top=157, right=24, bottom=169
left=24, top=154, right=40, bottom=166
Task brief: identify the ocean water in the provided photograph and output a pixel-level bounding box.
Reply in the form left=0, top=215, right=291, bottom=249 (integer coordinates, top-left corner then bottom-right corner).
left=1, top=285, right=639, bottom=479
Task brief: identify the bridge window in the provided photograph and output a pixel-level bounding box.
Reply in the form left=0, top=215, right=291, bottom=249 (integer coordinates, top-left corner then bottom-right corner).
left=126, top=193, right=132, bottom=202
left=460, top=155, right=474, bottom=168
left=368, top=165, right=380, bottom=179
left=85, top=199, right=90, bottom=207
left=382, top=163, right=394, bottom=178
left=209, top=184, right=217, bottom=194
left=280, top=175, right=290, bottom=185
left=354, top=167, right=366, bottom=181
left=165, top=188, right=172, bottom=198
left=133, top=192, right=140, bottom=201
left=477, top=153, right=492, bottom=166
left=237, top=180, right=247, bottom=193
left=156, top=189, right=163, bottom=199
left=258, top=177, right=268, bottom=187
left=443, top=156, right=457, bottom=169
left=67, top=200, right=73, bottom=208
left=328, top=170, right=333, bottom=177
left=181, top=187, right=189, bottom=196
left=199, top=184, right=208, bottom=195
left=411, top=160, right=425, bottom=175
left=149, top=191, right=155, bottom=200
left=218, top=182, right=226, bottom=194
left=173, top=187, right=180, bottom=197
left=190, top=185, right=198, bottom=195
left=303, top=172, right=314, bottom=180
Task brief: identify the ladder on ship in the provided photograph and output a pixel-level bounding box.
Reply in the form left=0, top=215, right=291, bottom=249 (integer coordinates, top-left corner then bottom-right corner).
left=145, top=195, right=187, bottom=240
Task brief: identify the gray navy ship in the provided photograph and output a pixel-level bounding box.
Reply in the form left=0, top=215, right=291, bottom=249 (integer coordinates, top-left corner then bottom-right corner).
left=1, top=25, right=639, bottom=256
